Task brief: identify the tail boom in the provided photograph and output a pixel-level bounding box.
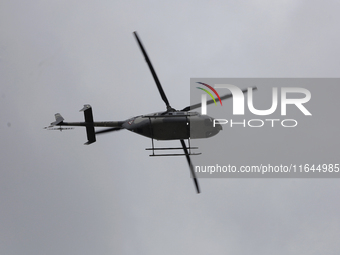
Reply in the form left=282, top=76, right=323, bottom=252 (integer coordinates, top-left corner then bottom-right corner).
left=49, top=105, right=124, bottom=145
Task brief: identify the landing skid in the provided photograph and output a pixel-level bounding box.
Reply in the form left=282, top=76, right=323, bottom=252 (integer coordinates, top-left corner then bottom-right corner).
left=146, top=138, right=201, bottom=157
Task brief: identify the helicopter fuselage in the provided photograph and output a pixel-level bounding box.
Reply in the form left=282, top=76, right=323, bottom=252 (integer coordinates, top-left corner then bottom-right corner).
left=122, top=111, right=222, bottom=140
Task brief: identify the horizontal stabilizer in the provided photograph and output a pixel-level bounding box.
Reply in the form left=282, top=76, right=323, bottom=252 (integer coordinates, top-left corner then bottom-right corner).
left=80, top=105, right=96, bottom=145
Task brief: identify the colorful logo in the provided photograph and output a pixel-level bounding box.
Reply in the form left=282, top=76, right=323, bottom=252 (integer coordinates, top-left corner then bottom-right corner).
left=196, top=82, right=222, bottom=106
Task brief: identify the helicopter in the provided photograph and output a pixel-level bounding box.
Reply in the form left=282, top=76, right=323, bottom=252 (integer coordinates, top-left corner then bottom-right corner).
left=47, top=31, right=253, bottom=194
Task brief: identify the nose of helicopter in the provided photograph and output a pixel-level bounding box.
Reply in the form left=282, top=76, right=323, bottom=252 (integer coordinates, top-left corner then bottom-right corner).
left=206, top=121, right=222, bottom=138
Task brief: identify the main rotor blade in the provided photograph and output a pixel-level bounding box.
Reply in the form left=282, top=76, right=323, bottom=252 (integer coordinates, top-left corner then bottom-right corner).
left=133, top=31, right=171, bottom=110
left=181, top=87, right=257, bottom=111
left=180, top=139, right=200, bottom=194
left=95, top=127, right=123, bottom=135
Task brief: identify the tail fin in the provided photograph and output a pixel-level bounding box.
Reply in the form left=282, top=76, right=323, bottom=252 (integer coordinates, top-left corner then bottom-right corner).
left=80, top=105, right=96, bottom=145
left=51, top=113, right=64, bottom=126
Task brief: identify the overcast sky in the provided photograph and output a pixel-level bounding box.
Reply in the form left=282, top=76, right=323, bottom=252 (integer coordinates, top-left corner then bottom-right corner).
left=1, top=1, right=340, bottom=255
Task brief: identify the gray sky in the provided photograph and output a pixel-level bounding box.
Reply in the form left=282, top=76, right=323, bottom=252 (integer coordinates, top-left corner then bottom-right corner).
left=1, top=1, right=340, bottom=254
